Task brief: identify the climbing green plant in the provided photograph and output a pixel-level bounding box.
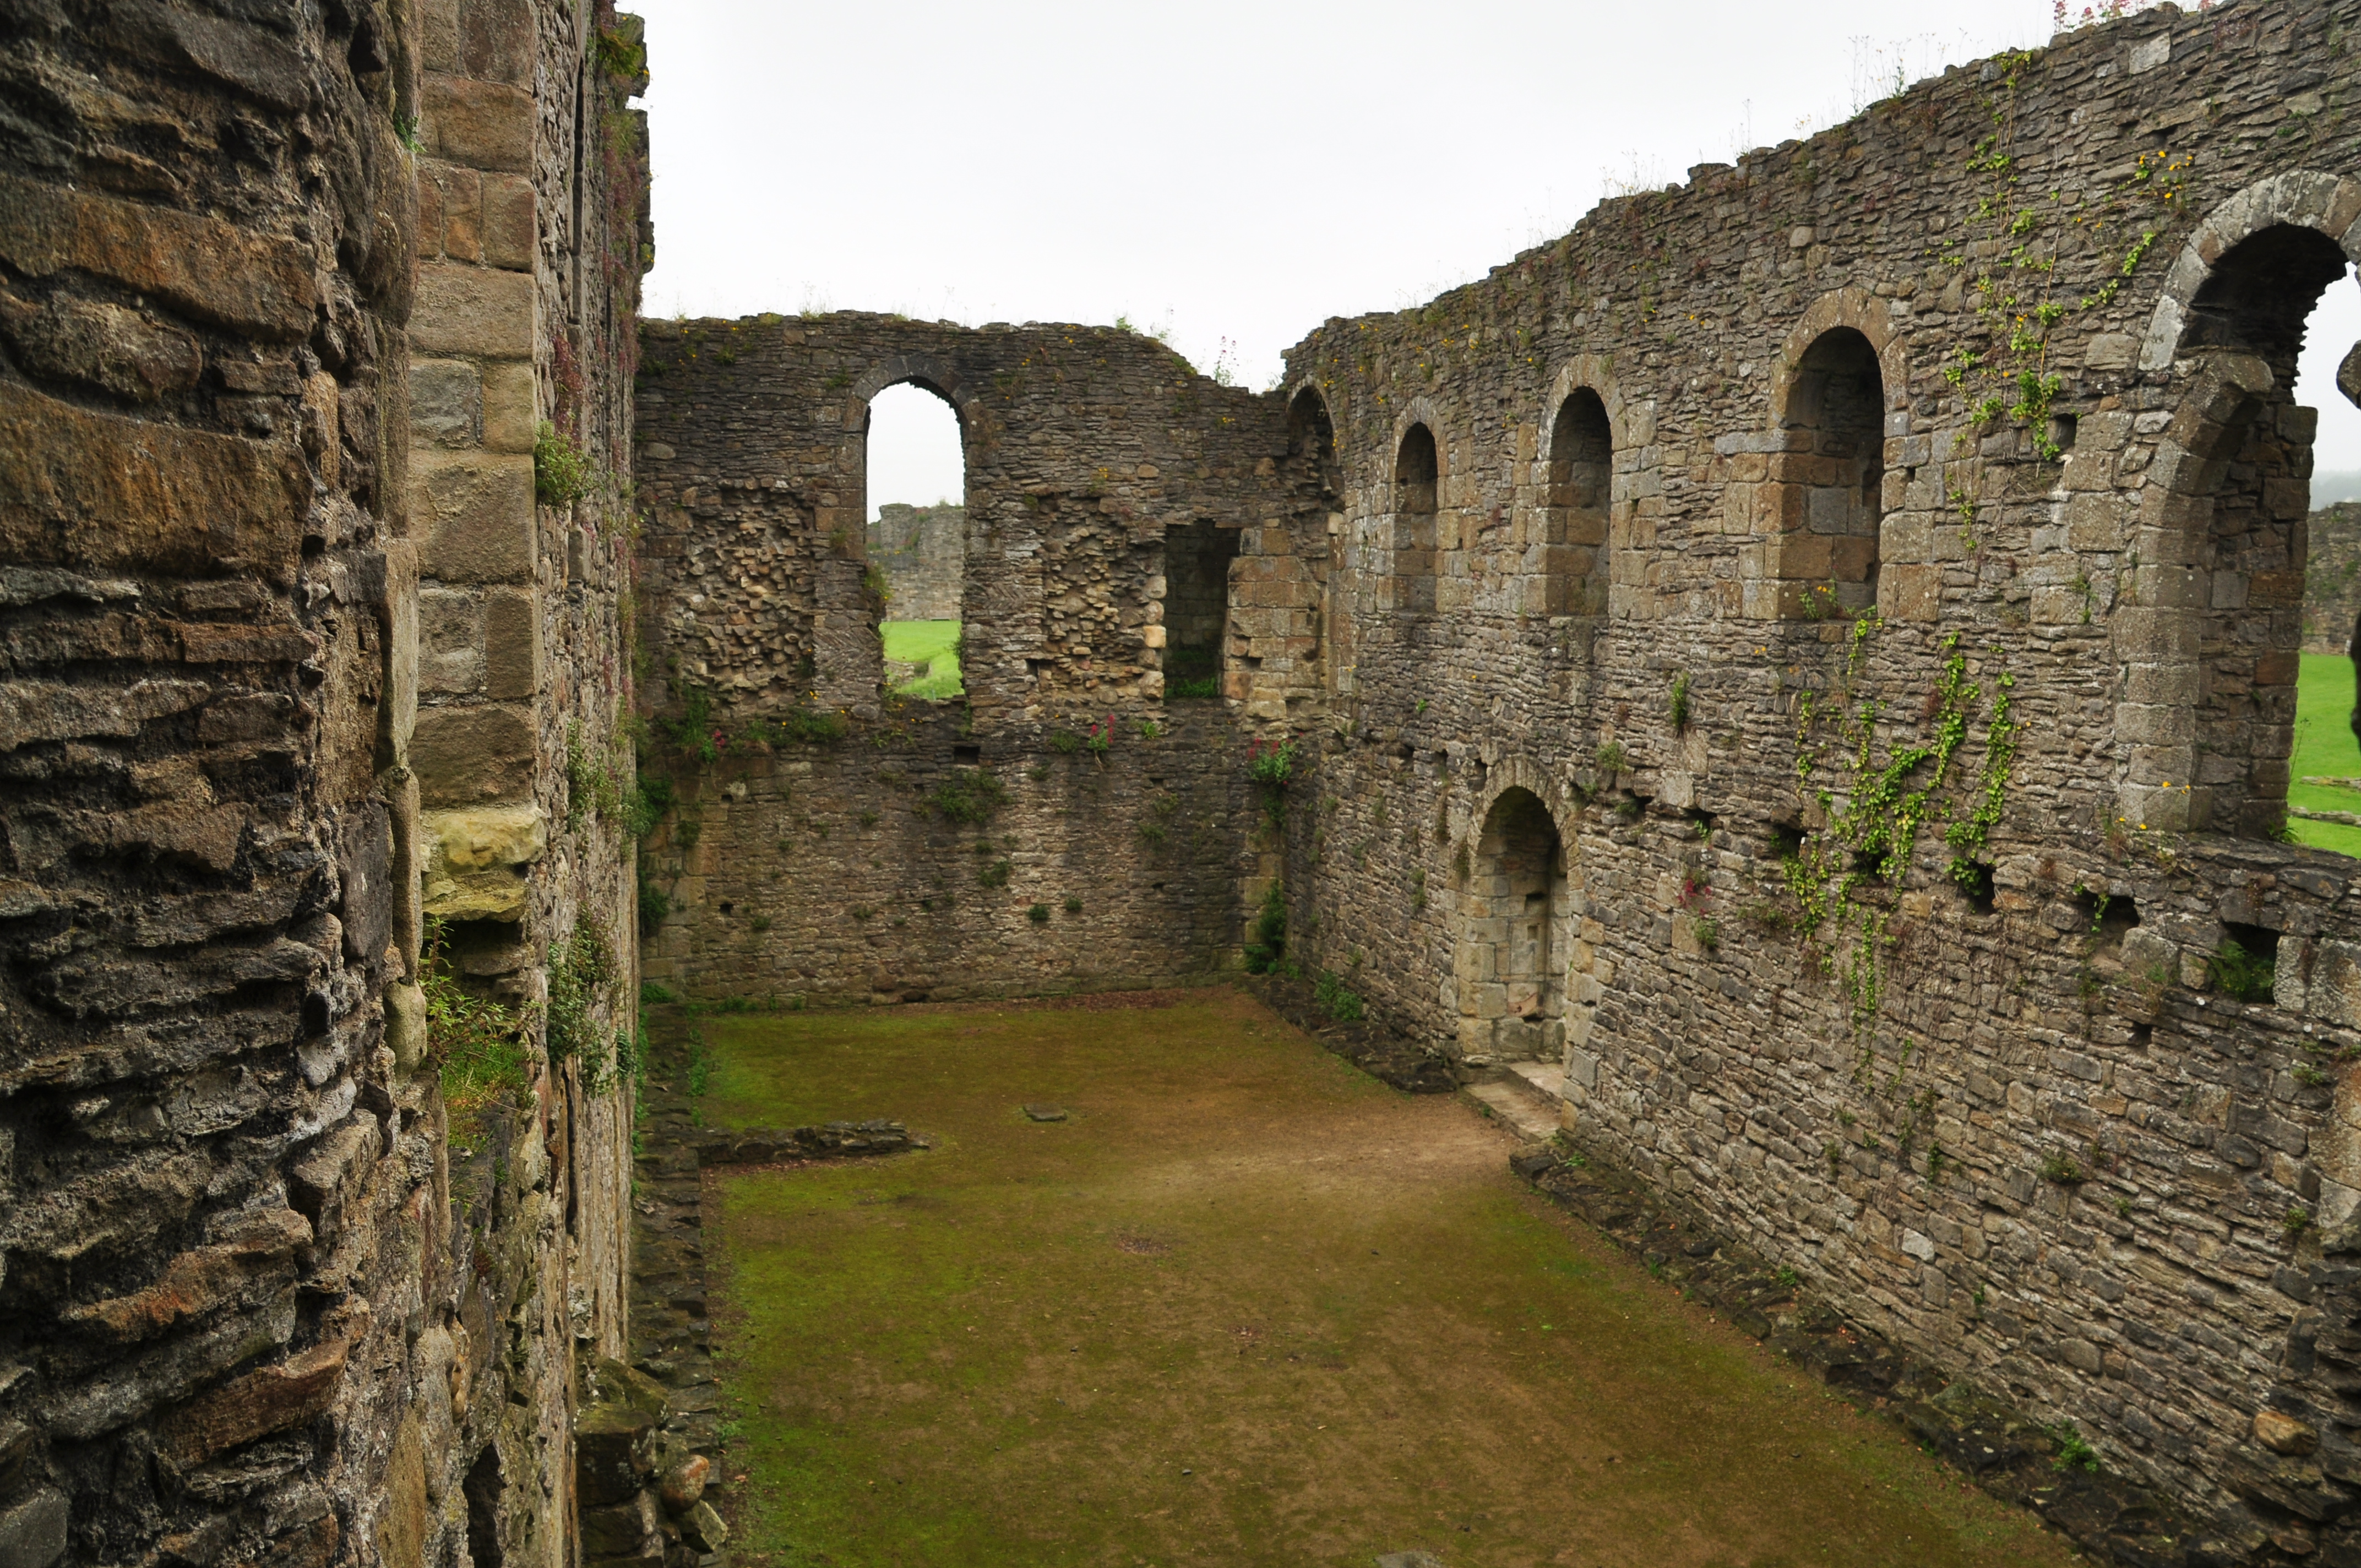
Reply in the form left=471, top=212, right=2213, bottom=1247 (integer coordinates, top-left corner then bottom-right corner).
left=533, top=421, right=596, bottom=508
left=1934, top=52, right=2190, bottom=462
left=427, top=918, right=530, bottom=1129
left=548, top=916, right=622, bottom=1093
left=1781, top=620, right=2019, bottom=1037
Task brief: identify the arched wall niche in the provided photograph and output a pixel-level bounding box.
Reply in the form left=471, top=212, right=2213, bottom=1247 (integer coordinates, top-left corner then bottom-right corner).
left=1539, top=386, right=1612, bottom=618
left=1743, top=288, right=1916, bottom=622
left=1388, top=409, right=1443, bottom=618
left=2116, top=172, right=2361, bottom=835
left=1535, top=356, right=1635, bottom=624
left=1453, top=785, right=1568, bottom=1068
left=1450, top=759, right=1590, bottom=1081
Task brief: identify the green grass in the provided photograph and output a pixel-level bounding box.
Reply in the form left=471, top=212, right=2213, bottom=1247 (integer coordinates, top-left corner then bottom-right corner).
left=693, top=994, right=2075, bottom=1568
left=882, top=619, right=962, bottom=699
left=2291, top=653, right=2361, bottom=858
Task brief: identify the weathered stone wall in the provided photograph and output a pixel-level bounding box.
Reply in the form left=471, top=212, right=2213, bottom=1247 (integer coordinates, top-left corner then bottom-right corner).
left=631, top=312, right=1324, bottom=721
left=867, top=502, right=964, bottom=623
left=0, top=2, right=648, bottom=1565
left=629, top=315, right=1331, bottom=998
left=640, top=707, right=1249, bottom=1001
left=2304, top=500, right=2361, bottom=655
left=1240, top=5, right=2361, bottom=1555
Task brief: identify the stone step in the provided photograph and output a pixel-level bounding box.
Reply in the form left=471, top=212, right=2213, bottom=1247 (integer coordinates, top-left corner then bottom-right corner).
left=1502, top=1059, right=1567, bottom=1108
left=1463, top=1079, right=1559, bottom=1142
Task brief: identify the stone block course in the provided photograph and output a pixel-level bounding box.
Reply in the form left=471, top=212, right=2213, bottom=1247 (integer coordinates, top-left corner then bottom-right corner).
left=0, top=2, right=650, bottom=1565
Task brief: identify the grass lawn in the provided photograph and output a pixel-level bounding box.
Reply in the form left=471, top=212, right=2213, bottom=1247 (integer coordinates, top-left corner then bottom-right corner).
left=882, top=619, right=961, bottom=699
left=694, top=992, right=2075, bottom=1568
left=2292, top=652, right=2361, bottom=858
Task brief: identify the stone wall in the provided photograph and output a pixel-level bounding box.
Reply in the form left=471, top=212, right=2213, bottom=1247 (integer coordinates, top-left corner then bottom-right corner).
left=0, top=2, right=648, bottom=1565
left=631, top=312, right=1325, bottom=722
left=2304, top=501, right=2361, bottom=655
left=626, top=20, right=2361, bottom=1551
left=1239, top=5, right=2361, bottom=1555
left=639, top=706, right=1249, bottom=1001
left=629, top=315, right=1329, bottom=998
left=867, top=502, right=964, bottom=623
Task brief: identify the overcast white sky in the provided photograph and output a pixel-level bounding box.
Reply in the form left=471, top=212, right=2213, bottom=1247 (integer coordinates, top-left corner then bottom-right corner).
left=628, top=0, right=2361, bottom=512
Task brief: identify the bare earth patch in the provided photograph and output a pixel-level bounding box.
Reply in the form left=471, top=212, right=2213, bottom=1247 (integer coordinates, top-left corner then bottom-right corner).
left=695, top=990, right=2075, bottom=1567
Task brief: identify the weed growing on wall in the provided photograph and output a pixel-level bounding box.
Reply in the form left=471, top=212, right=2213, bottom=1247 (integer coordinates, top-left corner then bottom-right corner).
left=1244, top=885, right=1287, bottom=973
left=548, top=916, right=623, bottom=1093
left=928, top=769, right=1008, bottom=824
left=1314, top=969, right=1364, bottom=1022
left=534, top=421, right=595, bottom=508
left=427, top=919, right=530, bottom=1132
left=1934, top=52, right=2189, bottom=461
left=2050, top=1425, right=2102, bottom=1474
left=1246, top=734, right=1300, bottom=831
left=565, top=719, right=625, bottom=832
left=2210, top=937, right=2276, bottom=1001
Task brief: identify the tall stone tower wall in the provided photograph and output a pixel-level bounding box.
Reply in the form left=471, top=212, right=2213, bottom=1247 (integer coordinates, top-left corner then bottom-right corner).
left=867, top=502, right=965, bottom=622
left=0, top=2, right=650, bottom=1565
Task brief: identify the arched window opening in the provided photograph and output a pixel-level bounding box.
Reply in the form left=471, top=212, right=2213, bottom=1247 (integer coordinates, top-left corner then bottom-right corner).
left=2179, top=225, right=2349, bottom=841
left=1161, top=521, right=1238, bottom=700
left=1392, top=423, right=1439, bottom=616
left=1455, top=788, right=1568, bottom=1067
left=1288, top=388, right=1341, bottom=502
left=1778, top=328, right=1884, bottom=615
left=1543, top=389, right=1612, bottom=617
left=864, top=382, right=966, bottom=700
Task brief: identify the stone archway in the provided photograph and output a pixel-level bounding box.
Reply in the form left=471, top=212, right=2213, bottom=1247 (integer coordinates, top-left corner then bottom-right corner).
left=1454, top=785, right=1571, bottom=1067
left=2113, top=171, right=2361, bottom=835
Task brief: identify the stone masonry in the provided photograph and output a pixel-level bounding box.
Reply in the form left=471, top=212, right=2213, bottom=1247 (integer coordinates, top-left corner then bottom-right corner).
left=0, top=1, right=649, bottom=1566
left=14, top=3, right=2361, bottom=1567
left=2305, top=500, right=2361, bottom=655
left=623, top=4, right=2361, bottom=1561
left=866, top=502, right=963, bottom=624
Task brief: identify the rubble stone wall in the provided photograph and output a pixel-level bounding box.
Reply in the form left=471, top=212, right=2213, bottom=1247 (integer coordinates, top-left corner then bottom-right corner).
left=630, top=312, right=1321, bottom=722
left=867, top=502, right=964, bottom=624
left=0, top=2, right=649, bottom=1565
left=629, top=314, right=1329, bottom=998
left=639, top=706, right=1250, bottom=1002
left=2304, top=500, right=2361, bottom=655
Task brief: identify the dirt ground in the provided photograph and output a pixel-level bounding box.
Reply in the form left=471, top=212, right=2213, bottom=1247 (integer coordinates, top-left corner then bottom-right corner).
left=697, top=989, right=2076, bottom=1568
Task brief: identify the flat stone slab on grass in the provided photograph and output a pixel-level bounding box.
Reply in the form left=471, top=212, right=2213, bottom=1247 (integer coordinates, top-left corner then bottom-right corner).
left=1020, top=1103, right=1067, bottom=1121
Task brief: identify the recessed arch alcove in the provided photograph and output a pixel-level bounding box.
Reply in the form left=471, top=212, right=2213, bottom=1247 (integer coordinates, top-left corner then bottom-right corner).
left=1390, top=419, right=1440, bottom=618
left=1776, top=326, right=1885, bottom=616
left=1453, top=785, right=1571, bottom=1067
left=1541, top=386, right=1612, bottom=618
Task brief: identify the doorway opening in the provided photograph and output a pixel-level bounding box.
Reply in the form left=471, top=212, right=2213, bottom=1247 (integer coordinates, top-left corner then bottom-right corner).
left=1456, top=788, right=1568, bottom=1065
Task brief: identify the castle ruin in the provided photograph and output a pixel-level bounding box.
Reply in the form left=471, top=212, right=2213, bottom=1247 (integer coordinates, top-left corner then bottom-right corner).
left=8, top=1, right=2361, bottom=1564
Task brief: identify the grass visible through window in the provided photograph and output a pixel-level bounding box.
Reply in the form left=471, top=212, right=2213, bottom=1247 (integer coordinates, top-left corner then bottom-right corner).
left=2289, top=653, right=2361, bottom=858
left=883, top=619, right=962, bottom=699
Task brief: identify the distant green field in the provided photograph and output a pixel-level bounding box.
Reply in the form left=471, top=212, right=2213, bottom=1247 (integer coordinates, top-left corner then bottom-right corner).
left=2292, top=652, right=2361, bottom=858
left=882, top=618, right=962, bottom=699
